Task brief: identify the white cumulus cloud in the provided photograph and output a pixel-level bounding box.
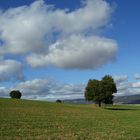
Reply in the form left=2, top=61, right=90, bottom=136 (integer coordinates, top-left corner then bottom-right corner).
left=0, top=0, right=113, bottom=55
left=27, top=35, right=117, bottom=69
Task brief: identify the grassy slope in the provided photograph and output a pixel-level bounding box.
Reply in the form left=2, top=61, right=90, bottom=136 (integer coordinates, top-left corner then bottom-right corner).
left=0, top=98, right=140, bottom=140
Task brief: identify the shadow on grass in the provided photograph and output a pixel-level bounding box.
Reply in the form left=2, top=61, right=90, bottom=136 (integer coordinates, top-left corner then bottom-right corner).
left=104, top=107, right=139, bottom=111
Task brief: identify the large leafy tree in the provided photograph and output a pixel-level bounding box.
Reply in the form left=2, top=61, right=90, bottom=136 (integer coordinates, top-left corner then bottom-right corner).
left=85, top=79, right=102, bottom=107
left=101, top=75, right=117, bottom=104
left=85, top=75, right=117, bottom=107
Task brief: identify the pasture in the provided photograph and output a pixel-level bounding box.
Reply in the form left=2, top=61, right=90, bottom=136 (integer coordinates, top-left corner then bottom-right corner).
left=0, top=98, right=140, bottom=140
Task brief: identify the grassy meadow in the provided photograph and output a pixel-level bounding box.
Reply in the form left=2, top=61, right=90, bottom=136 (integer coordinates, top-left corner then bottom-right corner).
left=0, top=98, right=140, bottom=140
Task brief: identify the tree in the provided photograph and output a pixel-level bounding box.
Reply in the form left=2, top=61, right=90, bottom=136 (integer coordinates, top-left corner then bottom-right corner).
left=85, top=75, right=117, bottom=107
left=85, top=79, right=102, bottom=107
left=56, top=99, right=62, bottom=103
left=9, top=90, right=22, bottom=99
left=101, top=75, right=117, bottom=104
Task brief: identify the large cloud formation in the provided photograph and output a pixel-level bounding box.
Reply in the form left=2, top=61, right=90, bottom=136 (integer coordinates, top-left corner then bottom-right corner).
left=27, top=35, right=117, bottom=69
left=0, top=0, right=119, bottom=100
left=0, top=0, right=117, bottom=70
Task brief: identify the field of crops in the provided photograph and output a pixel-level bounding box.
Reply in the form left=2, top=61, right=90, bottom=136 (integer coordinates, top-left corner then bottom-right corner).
left=0, top=98, right=140, bottom=140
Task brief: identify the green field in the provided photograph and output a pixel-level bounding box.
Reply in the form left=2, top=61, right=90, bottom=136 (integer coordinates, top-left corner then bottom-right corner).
left=0, top=98, right=140, bottom=140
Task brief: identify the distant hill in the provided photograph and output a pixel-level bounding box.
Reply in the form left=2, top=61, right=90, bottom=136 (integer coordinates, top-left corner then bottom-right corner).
left=62, top=94, right=140, bottom=104
left=62, top=98, right=93, bottom=104
left=114, top=94, right=140, bottom=104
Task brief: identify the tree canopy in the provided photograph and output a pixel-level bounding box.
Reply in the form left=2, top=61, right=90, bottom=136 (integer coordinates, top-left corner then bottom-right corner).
left=85, top=75, right=117, bottom=107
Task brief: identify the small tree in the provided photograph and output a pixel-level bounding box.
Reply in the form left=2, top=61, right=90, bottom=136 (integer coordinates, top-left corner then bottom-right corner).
left=56, top=99, right=62, bottom=103
left=9, top=90, right=22, bottom=99
left=85, top=75, right=117, bottom=107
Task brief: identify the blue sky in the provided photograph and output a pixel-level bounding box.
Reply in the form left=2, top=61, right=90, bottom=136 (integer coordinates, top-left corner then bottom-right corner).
left=0, top=0, right=140, bottom=100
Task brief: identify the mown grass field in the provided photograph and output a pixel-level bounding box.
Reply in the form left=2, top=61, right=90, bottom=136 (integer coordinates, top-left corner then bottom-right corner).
left=0, top=98, right=140, bottom=140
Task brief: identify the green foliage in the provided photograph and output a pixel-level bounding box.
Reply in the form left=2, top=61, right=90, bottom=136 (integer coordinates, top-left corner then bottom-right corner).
left=0, top=98, right=140, bottom=140
left=85, top=75, right=117, bottom=107
left=101, top=75, right=117, bottom=104
left=85, top=79, right=102, bottom=106
left=9, top=90, right=22, bottom=99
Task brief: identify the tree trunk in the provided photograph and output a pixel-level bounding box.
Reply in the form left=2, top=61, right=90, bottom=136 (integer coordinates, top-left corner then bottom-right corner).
left=98, top=101, right=101, bottom=107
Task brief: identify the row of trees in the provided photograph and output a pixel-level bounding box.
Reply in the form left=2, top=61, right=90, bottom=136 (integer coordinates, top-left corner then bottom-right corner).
left=85, top=75, right=117, bottom=107
left=9, top=75, right=117, bottom=107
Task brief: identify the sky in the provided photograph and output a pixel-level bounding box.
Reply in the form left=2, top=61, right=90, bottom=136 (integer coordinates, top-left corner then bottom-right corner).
left=0, top=0, right=140, bottom=101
